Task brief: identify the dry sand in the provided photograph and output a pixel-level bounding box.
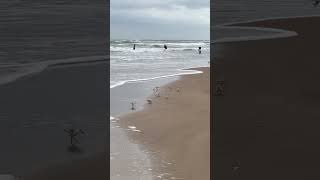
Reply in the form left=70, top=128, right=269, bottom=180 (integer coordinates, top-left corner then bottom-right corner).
left=120, top=67, right=210, bottom=180
left=212, top=17, right=320, bottom=179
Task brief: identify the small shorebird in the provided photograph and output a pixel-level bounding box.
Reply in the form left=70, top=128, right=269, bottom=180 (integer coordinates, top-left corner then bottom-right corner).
left=64, top=128, right=86, bottom=146
left=215, top=80, right=224, bottom=96
left=232, top=161, right=240, bottom=172
left=147, top=99, right=152, bottom=104
left=153, top=86, right=160, bottom=97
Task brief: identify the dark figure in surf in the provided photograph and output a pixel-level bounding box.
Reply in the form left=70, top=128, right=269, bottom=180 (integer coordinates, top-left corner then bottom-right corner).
left=164, top=44, right=168, bottom=50
left=133, top=44, right=136, bottom=50
left=198, top=47, right=202, bottom=54
left=64, top=128, right=86, bottom=146
left=313, top=0, right=320, bottom=6
left=131, top=102, right=136, bottom=110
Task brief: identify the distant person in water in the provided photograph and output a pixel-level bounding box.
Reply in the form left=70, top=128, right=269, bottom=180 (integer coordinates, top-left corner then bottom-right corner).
left=164, top=44, right=167, bottom=50
left=198, top=47, right=202, bottom=54
left=133, top=44, right=136, bottom=50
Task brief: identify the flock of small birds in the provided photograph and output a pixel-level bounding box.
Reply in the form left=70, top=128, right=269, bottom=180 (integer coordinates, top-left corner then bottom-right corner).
left=130, top=85, right=182, bottom=111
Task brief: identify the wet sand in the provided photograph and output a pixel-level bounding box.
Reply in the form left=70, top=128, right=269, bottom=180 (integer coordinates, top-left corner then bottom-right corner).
left=213, top=17, right=320, bottom=179
left=110, top=77, right=178, bottom=180
left=26, top=69, right=183, bottom=180
left=0, top=62, right=108, bottom=179
left=120, top=67, right=210, bottom=180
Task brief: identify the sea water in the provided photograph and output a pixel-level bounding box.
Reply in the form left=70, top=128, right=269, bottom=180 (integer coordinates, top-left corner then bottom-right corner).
left=110, top=40, right=210, bottom=88
left=110, top=40, right=209, bottom=179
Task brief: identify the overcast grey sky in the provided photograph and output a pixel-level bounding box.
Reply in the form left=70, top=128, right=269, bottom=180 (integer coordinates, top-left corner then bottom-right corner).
left=110, top=0, right=210, bottom=40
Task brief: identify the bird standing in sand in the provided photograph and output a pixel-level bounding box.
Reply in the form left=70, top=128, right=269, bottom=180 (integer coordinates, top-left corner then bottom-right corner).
left=153, top=87, right=160, bottom=97
left=215, top=80, right=224, bottom=96
left=232, top=161, right=240, bottom=173
left=64, top=128, right=86, bottom=146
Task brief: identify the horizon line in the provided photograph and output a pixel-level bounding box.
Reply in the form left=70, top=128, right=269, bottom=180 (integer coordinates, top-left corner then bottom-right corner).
left=110, top=38, right=210, bottom=41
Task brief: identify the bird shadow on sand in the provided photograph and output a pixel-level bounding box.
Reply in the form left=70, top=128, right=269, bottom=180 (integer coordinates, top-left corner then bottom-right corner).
left=67, top=145, right=84, bottom=153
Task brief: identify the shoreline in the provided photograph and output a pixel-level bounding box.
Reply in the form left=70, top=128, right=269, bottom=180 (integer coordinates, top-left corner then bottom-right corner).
left=0, top=55, right=108, bottom=86
left=0, top=62, right=108, bottom=179
left=118, top=67, right=210, bottom=179
left=212, top=16, right=313, bottom=44
left=7, top=15, right=320, bottom=179
left=110, top=75, right=179, bottom=180
left=110, top=69, right=203, bottom=89
left=110, top=66, right=208, bottom=180
left=213, top=16, right=320, bottom=179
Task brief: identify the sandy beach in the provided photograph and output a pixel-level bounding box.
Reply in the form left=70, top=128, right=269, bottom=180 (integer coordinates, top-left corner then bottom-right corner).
left=212, top=17, right=320, bottom=179
left=119, top=67, right=210, bottom=179
left=0, top=62, right=108, bottom=179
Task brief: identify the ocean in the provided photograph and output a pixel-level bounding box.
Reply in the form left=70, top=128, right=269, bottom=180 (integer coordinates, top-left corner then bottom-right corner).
left=110, top=40, right=210, bottom=179
left=110, top=40, right=210, bottom=89
left=2, top=0, right=320, bottom=86
left=212, top=0, right=320, bottom=26
left=0, top=0, right=107, bottom=85
left=212, top=0, right=320, bottom=40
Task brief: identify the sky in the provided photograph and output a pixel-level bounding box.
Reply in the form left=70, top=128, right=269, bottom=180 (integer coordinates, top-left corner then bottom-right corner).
left=110, top=0, right=210, bottom=40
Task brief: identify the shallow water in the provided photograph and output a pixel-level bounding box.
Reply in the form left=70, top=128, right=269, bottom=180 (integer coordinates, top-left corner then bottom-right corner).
left=110, top=77, right=182, bottom=180
left=0, top=0, right=107, bottom=86
left=0, top=0, right=106, bottom=64
left=212, top=0, right=320, bottom=41
left=212, top=0, right=320, bottom=26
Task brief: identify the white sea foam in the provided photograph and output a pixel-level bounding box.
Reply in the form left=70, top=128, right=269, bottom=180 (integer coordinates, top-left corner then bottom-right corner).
left=110, top=69, right=203, bottom=89
left=212, top=15, right=320, bottom=44
left=110, top=40, right=209, bottom=90
left=0, top=55, right=107, bottom=86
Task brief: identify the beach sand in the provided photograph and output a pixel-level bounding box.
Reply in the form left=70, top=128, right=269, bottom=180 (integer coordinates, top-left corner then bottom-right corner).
left=0, top=62, right=108, bottom=179
left=119, top=67, right=210, bottom=180
left=212, top=17, right=320, bottom=179
left=25, top=154, right=108, bottom=180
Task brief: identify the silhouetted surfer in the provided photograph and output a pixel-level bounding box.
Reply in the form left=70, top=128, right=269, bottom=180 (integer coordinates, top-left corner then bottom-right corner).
left=164, top=44, right=167, bottom=50
left=198, top=47, right=202, bottom=54
left=133, top=44, right=136, bottom=50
